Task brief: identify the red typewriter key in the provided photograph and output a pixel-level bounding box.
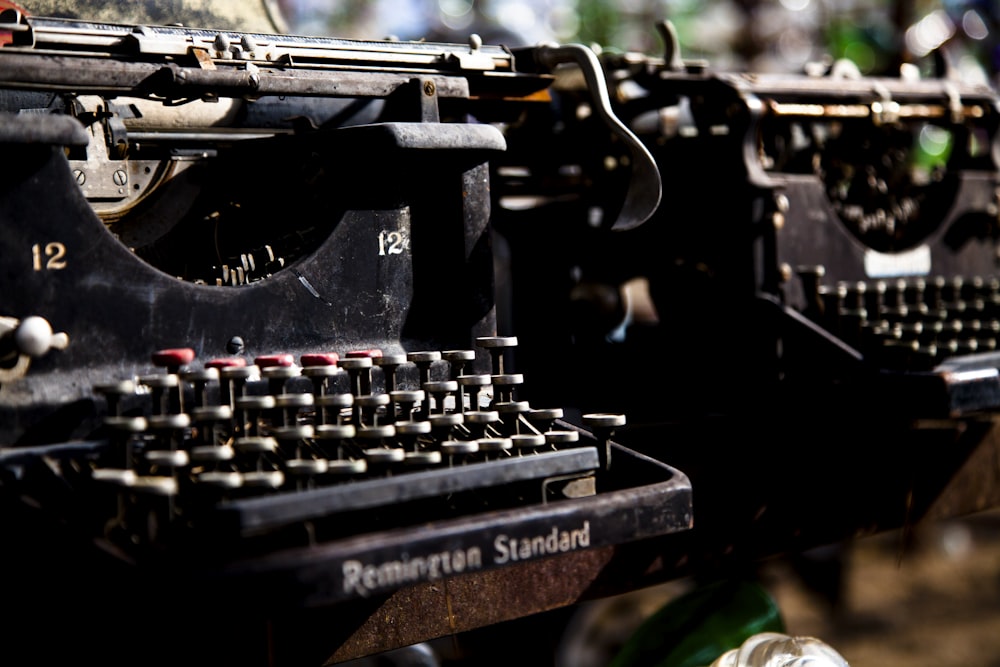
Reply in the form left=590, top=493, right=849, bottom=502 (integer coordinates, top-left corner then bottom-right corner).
left=301, top=352, right=340, bottom=367
left=254, top=353, right=295, bottom=368
left=205, top=357, right=247, bottom=370
left=346, top=348, right=383, bottom=358
left=151, top=348, right=195, bottom=372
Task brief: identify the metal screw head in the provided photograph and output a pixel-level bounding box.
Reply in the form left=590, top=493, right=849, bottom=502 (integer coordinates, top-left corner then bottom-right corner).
left=72, top=169, right=85, bottom=185
left=226, top=336, right=245, bottom=355
left=423, top=80, right=436, bottom=97
left=112, top=169, right=128, bottom=186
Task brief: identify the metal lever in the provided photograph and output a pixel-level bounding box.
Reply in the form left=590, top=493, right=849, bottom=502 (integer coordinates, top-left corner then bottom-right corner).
left=533, top=43, right=662, bottom=231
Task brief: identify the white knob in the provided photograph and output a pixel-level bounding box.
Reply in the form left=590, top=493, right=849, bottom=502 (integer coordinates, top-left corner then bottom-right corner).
left=14, top=316, right=69, bottom=358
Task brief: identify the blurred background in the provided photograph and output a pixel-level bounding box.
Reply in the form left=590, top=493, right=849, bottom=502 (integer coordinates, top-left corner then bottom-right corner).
left=273, top=0, right=1000, bottom=85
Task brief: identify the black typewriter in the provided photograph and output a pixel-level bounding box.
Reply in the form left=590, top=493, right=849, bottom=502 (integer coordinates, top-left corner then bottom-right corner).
left=487, top=20, right=1000, bottom=596
left=494, top=20, right=1000, bottom=423
left=0, top=10, right=691, bottom=665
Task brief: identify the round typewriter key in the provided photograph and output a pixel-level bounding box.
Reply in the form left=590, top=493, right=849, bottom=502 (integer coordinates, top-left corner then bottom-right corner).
left=583, top=413, right=627, bottom=429
left=340, top=357, right=375, bottom=395
left=197, top=470, right=243, bottom=489
left=356, top=424, right=396, bottom=440
left=491, top=373, right=524, bottom=402
left=152, top=347, right=196, bottom=370
left=424, top=380, right=458, bottom=413
left=314, top=423, right=357, bottom=440
left=355, top=393, right=390, bottom=409
left=464, top=410, right=500, bottom=425
left=583, top=413, right=626, bottom=469
left=316, top=393, right=354, bottom=408
left=495, top=400, right=530, bottom=415
left=206, top=357, right=247, bottom=369
left=285, top=458, right=329, bottom=476
left=234, top=436, right=278, bottom=454
left=428, top=412, right=464, bottom=428
left=190, top=443, right=235, bottom=462
left=302, top=363, right=341, bottom=379
left=374, top=353, right=408, bottom=393
left=180, top=367, right=218, bottom=384
left=406, top=350, right=441, bottom=363
left=511, top=433, right=547, bottom=450
left=339, top=357, right=374, bottom=370
left=301, top=352, right=340, bottom=367
left=219, top=364, right=256, bottom=380
left=475, top=336, right=518, bottom=349
left=439, top=440, right=479, bottom=456
left=408, top=351, right=442, bottom=385
left=477, top=437, right=512, bottom=453
left=527, top=407, right=563, bottom=425
left=241, top=470, right=285, bottom=489
left=139, top=373, right=179, bottom=389
left=130, top=475, right=179, bottom=496
left=269, top=424, right=314, bottom=440
left=94, top=379, right=137, bottom=396
left=255, top=353, right=295, bottom=368
left=261, top=364, right=300, bottom=381
left=91, top=468, right=137, bottom=486
left=442, top=349, right=476, bottom=376
left=103, top=415, right=148, bottom=432
left=191, top=405, right=233, bottom=422
left=390, top=389, right=425, bottom=406
left=463, top=409, right=500, bottom=439
left=234, top=395, right=276, bottom=411
left=476, top=336, right=517, bottom=374
left=273, top=392, right=314, bottom=409
left=544, top=430, right=580, bottom=446
left=364, top=447, right=405, bottom=464
left=346, top=348, right=383, bottom=358
left=326, top=458, right=367, bottom=476
left=146, top=413, right=191, bottom=430
left=458, top=373, right=491, bottom=409
left=394, top=420, right=432, bottom=436
left=145, top=449, right=190, bottom=468
left=404, top=450, right=442, bottom=467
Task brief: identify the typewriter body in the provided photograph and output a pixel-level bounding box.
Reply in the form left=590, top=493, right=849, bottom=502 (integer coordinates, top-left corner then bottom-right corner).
left=0, top=10, right=693, bottom=665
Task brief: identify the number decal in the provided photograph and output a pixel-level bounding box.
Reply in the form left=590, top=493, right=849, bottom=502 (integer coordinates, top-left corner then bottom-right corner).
left=377, top=231, right=406, bottom=256
left=31, top=242, right=68, bottom=271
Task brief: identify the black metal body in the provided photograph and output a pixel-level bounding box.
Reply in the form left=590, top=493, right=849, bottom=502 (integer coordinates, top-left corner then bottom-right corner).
left=0, top=14, right=688, bottom=666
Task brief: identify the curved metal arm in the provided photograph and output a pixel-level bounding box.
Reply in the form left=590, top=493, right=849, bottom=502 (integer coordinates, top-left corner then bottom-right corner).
left=534, top=43, right=662, bottom=231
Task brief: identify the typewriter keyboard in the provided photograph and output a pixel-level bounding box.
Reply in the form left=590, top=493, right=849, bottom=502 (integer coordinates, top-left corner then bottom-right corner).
left=81, top=337, right=618, bottom=549
left=2, top=334, right=691, bottom=605
left=801, top=272, right=1000, bottom=371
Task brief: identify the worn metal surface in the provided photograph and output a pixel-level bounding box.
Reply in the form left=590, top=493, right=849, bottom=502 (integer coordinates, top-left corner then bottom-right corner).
left=16, top=0, right=288, bottom=32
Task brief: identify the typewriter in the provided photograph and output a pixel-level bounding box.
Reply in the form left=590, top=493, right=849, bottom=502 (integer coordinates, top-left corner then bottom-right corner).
left=0, top=9, right=692, bottom=665
left=494, top=20, right=1000, bottom=418
left=491, top=21, right=1000, bottom=571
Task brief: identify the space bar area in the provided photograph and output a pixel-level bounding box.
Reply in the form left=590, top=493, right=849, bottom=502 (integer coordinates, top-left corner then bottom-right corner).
left=213, top=446, right=600, bottom=537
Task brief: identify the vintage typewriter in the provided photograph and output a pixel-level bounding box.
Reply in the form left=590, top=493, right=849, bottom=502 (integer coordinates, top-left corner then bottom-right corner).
left=491, top=21, right=1000, bottom=573
left=0, top=10, right=691, bottom=665
left=495, top=20, right=1000, bottom=420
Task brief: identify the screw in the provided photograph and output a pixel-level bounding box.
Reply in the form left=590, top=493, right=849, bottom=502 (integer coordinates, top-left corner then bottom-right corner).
left=113, top=169, right=128, bottom=186
left=72, top=169, right=86, bottom=185
left=423, top=80, right=436, bottom=97
left=226, top=336, right=245, bottom=355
